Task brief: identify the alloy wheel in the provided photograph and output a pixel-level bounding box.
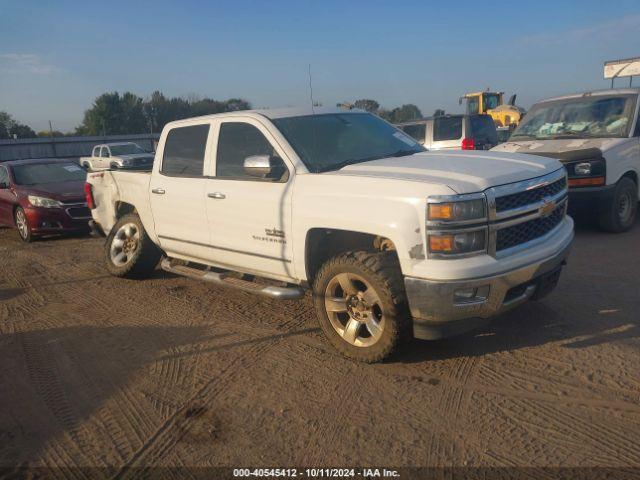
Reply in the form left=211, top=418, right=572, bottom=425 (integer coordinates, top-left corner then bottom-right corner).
left=324, top=272, right=385, bottom=347
left=110, top=223, right=140, bottom=266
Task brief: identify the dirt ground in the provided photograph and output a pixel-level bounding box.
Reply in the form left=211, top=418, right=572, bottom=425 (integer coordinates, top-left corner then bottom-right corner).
left=1, top=215, right=639, bottom=476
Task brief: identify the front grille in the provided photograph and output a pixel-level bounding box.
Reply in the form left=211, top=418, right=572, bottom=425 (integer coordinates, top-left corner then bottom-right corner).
left=495, top=177, right=566, bottom=212
left=66, top=206, right=91, bottom=219
left=496, top=206, right=564, bottom=251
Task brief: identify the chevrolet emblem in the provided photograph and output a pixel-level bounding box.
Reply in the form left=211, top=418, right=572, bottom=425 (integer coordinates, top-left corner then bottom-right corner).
left=539, top=200, right=556, bottom=217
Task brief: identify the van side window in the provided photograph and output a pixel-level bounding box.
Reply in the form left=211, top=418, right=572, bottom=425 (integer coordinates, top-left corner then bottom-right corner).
left=401, top=124, right=426, bottom=143
left=635, top=108, right=640, bottom=137
left=434, top=117, right=463, bottom=141
left=161, top=124, right=210, bottom=176
left=216, top=123, right=277, bottom=179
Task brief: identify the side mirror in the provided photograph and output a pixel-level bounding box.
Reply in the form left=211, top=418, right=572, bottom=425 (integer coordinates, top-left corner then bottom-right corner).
left=243, top=155, right=286, bottom=180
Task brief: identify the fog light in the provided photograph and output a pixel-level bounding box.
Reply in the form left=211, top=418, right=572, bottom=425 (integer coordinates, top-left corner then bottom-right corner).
left=454, top=285, right=490, bottom=304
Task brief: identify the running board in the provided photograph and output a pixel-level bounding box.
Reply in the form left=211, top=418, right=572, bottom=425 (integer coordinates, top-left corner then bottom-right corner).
left=160, top=258, right=304, bottom=300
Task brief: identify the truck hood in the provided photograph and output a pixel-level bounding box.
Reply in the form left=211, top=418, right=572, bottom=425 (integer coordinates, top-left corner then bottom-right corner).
left=323, top=150, right=560, bottom=194
left=492, top=137, right=629, bottom=155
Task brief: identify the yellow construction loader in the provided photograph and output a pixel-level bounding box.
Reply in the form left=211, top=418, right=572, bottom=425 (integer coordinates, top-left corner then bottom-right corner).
left=459, top=90, right=525, bottom=128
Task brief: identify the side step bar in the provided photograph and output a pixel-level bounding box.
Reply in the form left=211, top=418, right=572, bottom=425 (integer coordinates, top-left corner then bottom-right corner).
left=160, top=258, right=305, bottom=300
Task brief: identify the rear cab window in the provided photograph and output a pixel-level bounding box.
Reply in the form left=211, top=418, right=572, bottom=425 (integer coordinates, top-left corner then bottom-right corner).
left=433, top=116, right=463, bottom=141
left=161, top=124, right=210, bottom=177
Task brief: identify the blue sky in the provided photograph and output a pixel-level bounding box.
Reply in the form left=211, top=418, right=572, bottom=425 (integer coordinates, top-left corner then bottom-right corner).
left=1, top=0, right=640, bottom=132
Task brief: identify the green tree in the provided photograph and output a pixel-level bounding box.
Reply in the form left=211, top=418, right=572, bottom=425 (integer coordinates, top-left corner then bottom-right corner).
left=37, top=130, right=65, bottom=137
left=0, top=111, right=37, bottom=139
left=77, top=92, right=147, bottom=135
left=353, top=99, right=380, bottom=113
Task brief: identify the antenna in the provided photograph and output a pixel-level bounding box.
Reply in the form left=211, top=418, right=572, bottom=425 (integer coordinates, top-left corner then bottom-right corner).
left=308, top=63, right=315, bottom=114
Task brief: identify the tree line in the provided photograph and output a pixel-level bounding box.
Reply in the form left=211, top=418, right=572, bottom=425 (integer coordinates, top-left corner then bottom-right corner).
left=1, top=93, right=425, bottom=139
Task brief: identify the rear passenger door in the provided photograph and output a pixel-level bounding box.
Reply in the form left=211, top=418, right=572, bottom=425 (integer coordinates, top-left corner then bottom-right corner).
left=149, top=122, right=214, bottom=260
left=204, top=118, right=295, bottom=279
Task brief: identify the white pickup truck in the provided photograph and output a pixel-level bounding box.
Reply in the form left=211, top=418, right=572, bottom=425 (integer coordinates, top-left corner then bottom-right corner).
left=493, top=88, right=640, bottom=232
left=80, top=142, right=155, bottom=171
left=86, top=107, right=574, bottom=362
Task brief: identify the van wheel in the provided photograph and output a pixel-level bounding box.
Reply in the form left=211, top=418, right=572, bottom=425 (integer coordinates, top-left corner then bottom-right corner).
left=15, top=207, right=34, bottom=243
left=313, top=251, right=409, bottom=363
left=105, top=213, right=161, bottom=278
left=598, top=177, right=637, bottom=233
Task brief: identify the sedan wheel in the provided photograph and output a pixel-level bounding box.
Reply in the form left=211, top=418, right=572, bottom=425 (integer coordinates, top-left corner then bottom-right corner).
left=15, top=207, right=33, bottom=242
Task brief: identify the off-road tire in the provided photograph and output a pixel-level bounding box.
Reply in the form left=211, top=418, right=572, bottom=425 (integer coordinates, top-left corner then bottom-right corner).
left=598, top=177, right=637, bottom=233
left=313, top=250, right=410, bottom=363
left=105, top=213, right=161, bottom=278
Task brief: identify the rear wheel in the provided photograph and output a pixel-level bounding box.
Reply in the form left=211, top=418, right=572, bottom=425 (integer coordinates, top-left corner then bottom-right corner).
left=105, top=213, right=161, bottom=278
left=313, top=251, right=409, bottom=363
left=598, top=177, right=637, bottom=233
left=14, top=207, right=34, bottom=243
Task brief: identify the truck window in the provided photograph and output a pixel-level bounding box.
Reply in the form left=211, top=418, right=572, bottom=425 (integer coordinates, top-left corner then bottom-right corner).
left=216, top=123, right=276, bottom=179
left=92, top=146, right=99, bottom=157
left=0, top=166, right=9, bottom=186
left=470, top=115, right=498, bottom=143
left=161, top=124, right=210, bottom=176
left=100, top=147, right=110, bottom=157
left=401, top=124, right=426, bottom=143
left=433, top=117, right=463, bottom=141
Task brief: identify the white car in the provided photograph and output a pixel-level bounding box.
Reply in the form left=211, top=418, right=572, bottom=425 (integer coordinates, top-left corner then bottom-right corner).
left=86, top=107, right=574, bottom=362
left=493, top=88, right=640, bottom=232
left=79, top=142, right=154, bottom=171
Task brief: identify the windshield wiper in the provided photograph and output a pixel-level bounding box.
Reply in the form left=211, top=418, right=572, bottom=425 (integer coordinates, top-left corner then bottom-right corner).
left=321, top=149, right=420, bottom=172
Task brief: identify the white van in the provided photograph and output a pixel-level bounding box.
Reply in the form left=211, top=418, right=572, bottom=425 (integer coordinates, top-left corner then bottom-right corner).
left=492, top=88, right=640, bottom=232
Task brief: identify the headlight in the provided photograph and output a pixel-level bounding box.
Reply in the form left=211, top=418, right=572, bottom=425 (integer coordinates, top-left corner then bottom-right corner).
left=565, top=158, right=606, bottom=187
left=427, top=196, right=486, bottom=223
left=428, top=229, right=487, bottom=257
left=574, top=162, right=591, bottom=176
left=28, top=195, right=63, bottom=208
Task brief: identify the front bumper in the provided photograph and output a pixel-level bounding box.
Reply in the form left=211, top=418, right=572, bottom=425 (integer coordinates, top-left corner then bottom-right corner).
left=568, top=184, right=615, bottom=212
left=405, top=231, right=573, bottom=340
left=25, top=206, right=91, bottom=235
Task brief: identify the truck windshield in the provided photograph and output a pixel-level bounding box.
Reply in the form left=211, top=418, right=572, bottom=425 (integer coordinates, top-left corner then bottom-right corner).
left=12, top=162, right=86, bottom=185
left=109, top=143, right=146, bottom=155
left=272, top=113, right=424, bottom=173
left=511, top=94, right=637, bottom=140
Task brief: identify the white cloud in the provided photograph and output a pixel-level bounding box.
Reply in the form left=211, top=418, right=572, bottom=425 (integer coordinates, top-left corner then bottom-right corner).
left=520, top=14, right=640, bottom=46
left=0, top=53, right=59, bottom=75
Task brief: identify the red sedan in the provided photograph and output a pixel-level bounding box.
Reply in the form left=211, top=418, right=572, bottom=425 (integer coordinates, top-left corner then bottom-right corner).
left=0, top=159, right=91, bottom=242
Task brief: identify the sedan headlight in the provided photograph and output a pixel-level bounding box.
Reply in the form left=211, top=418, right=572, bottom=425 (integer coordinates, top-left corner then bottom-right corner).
left=28, top=195, right=63, bottom=208
left=428, top=229, right=487, bottom=257
left=427, top=197, right=486, bottom=223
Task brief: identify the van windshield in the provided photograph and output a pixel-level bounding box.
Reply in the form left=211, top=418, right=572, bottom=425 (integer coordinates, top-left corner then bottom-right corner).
left=511, top=94, right=637, bottom=140
left=273, top=113, right=424, bottom=173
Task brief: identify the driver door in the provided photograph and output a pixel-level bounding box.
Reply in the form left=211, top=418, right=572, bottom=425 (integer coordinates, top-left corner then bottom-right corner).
left=204, top=118, right=295, bottom=279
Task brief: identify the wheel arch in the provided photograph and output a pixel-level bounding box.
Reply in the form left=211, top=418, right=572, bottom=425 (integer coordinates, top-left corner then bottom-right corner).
left=304, top=228, right=401, bottom=285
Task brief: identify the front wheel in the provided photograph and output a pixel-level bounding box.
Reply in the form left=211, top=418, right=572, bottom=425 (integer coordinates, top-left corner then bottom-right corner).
left=105, top=213, right=161, bottom=278
left=14, top=207, right=34, bottom=243
left=313, top=251, right=409, bottom=363
left=598, top=177, right=638, bottom=233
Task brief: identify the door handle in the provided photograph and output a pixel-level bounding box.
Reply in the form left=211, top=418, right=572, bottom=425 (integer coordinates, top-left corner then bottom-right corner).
left=207, top=192, right=226, bottom=199
left=151, top=188, right=165, bottom=195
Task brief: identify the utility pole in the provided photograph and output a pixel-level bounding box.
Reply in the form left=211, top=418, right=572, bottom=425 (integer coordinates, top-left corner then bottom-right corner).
left=49, top=120, right=58, bottom=158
